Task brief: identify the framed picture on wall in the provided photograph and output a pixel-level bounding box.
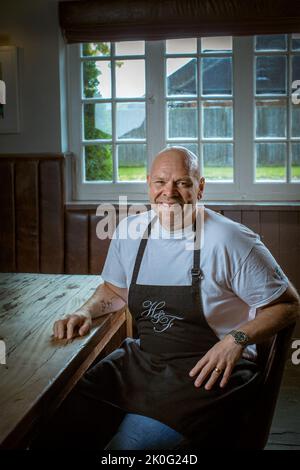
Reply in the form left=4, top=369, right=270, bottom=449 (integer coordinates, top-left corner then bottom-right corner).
left=0, top=46, right=20, bottom=134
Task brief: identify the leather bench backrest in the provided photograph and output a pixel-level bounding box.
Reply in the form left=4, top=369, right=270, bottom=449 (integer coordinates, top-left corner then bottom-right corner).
left=0, top=154, right=65, bottom=274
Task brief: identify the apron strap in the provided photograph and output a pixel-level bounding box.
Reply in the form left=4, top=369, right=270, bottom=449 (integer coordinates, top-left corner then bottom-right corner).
left=131, top=214, right=157, bottom=286
left=191, top=249, right=204, bottom=294
left=131, top=211, right=204, bottom=290
left=191, top=210, right=204, bottom=294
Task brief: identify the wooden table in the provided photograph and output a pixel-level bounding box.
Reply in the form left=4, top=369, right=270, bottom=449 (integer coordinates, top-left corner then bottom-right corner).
left=0, top=273, right=131, bottom=449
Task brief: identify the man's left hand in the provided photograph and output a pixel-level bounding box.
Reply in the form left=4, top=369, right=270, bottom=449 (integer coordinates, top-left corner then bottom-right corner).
left=188, top=335, right=244, bottom=390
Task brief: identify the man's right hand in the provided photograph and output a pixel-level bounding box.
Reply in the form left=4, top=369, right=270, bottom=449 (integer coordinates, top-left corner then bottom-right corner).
left=53, top=312, right=92, bottom=340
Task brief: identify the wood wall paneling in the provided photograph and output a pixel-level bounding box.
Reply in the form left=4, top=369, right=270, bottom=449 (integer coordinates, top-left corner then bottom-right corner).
left=65, top=211, right=89, bottom=274
left=0, top=154, right=65, bottom=275
left=260, top=211, right=280, bottom=260
left=89, top=214, right=112, bottom=275
left=15, top=161, right=39, bottom=272
left=39, top=160, right=64, bottom=273
left=241, top=210, right=260, bottom=236
left=0, top=162, right=15, bottom=272
left=278, top=211, right=300, bottom=290
left=222, top=210, right=242, bottom=223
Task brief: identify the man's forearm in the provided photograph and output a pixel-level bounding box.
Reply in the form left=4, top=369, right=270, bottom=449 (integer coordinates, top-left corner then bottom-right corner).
left=237, top=300, right=299, bottom=345
left=189, top=288, right=300, bottom=390
left=79, top=282, right=126, bottom=319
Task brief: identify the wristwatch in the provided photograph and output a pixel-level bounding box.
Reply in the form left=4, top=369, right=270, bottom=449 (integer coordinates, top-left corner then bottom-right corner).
left=228, top=329, right=250, bottom=347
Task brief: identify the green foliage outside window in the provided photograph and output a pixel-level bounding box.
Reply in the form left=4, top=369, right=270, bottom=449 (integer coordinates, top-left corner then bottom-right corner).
left=83, top=43, right=113, bottom=181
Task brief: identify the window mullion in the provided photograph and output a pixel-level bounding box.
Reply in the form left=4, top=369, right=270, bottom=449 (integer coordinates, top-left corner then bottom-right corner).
left=287, top=41, right=291, bottom=183
left=146, top=41, right=165, bottom=172
left=111, top=43, right=117, bottom=183
left=197, top=38, right=203, bottom=176
left=233, top=36, right=254, bottom=199
left=68, top=44, right=83, bottom=199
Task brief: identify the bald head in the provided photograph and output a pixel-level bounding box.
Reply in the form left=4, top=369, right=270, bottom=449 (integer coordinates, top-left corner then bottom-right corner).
left=151, top=146, right=200, bottom=179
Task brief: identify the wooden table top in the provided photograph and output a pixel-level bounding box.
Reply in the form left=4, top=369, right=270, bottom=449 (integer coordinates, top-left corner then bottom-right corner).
left=0, top=273, right=127, bottom=448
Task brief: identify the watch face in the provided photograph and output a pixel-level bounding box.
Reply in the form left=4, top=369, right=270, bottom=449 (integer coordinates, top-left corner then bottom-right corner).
left=235, top=331, right=248, bottom=344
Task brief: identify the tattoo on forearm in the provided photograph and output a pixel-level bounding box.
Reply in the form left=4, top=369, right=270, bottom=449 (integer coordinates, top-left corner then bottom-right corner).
left=99, top=296, right=117, bottom=313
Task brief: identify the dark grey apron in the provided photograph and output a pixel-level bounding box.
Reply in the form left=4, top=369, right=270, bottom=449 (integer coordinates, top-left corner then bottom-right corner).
left=80, top=214, right=260, bottom=441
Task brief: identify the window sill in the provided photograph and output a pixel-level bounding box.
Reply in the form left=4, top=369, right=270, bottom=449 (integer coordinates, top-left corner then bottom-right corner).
left=65, top=201, right=300, bottom=211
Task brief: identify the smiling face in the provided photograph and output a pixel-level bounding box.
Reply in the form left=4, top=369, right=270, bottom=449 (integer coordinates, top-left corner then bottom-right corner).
left=147, top=148, right=205, bottom=230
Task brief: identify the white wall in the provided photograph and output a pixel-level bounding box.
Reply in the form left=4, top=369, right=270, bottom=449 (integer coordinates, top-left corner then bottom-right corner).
left=0, top=0, right=69, bottom=153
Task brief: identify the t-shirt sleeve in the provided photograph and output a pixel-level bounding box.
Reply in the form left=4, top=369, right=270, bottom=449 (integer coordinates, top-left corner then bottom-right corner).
left=100, top=225, right=127, bottom=288
left=230, top=239, right=289, bottom=308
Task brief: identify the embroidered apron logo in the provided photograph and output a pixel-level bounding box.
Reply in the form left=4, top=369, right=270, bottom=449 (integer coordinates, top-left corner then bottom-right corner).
left=141, top=300, right=184, bottom=333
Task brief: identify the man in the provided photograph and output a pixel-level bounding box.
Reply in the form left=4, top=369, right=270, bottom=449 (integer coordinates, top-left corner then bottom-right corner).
left=50, top=146, right=299, bottom=450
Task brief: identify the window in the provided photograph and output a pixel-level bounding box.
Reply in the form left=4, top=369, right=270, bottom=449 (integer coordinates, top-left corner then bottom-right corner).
left=254, top=34, right=300, bottom=183
left=82, top=42, right=147, bottom=184
left=165, top=37, right=233, bottom=183
left=67, top=34, right=300, bottom=201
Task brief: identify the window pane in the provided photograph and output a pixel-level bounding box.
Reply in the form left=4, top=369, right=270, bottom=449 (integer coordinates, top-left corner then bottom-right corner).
left=256, top=56, right=286, bottom=95
left=166, top=38, right=197, bottom=54
left=115, top=60, right=145, bottom=98
left=84, top=103, right=112, bottom=140
left=202, top=100, right=233, bottom=138
left=85, top=145, right=113, bottom=181
left=203, top=143, right=233, bottom=181
left=82, top=43, right=110, bottom=57
left=201, top=37, right=232, bottom=53
left=117, top=144, right=147, bottom=181
left=292, top=34, right=300, bottom=51
left=291, top=143, right=300, bottom=181
left=291, top=103, right=300, bottom=138
left=115, top=41, right=144, bottom=55
left=83, top=60, right=111, bottom=98
left=202, top=57, right=232, bottom=95
left=255, top=35, right=287, bottom=51
left=255, top=143, right=286, bottom=181
left=116, top=102, right=146, bottom=139
left=167, top=101, right=198, bottom=139
left=167, top=58, right=197, bottom=96
left=292, top=56, right=300, bottom=83
left=255, top=100, right=286, bottom=138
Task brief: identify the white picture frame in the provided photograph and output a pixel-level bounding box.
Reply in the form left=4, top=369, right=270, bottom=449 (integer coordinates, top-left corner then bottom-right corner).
left=0, top=46, right=20, bottom=134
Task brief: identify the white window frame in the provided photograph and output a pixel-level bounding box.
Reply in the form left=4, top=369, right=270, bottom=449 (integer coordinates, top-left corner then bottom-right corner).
left=67, top=36, right=300, bottom=202
left=239, top=35, right=300, bottom=201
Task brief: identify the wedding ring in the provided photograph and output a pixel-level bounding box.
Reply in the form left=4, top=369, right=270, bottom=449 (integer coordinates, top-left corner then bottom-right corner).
left=214, top=367, right=221, bottom=374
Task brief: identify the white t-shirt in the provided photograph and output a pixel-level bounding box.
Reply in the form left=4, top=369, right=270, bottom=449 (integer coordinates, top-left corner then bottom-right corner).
left=101, top=207, right=289, bottom=360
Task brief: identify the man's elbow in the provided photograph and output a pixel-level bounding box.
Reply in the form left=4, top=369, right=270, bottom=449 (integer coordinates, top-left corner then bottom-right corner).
left=262, top=283, right=300, bottom=324
left=291, top=297, right=300, bottom=323
left=284, top=292, right=300, bottom=324
left=282, top=283, right=300, bottom=321
left=289, top=285, right=300, bottom=323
